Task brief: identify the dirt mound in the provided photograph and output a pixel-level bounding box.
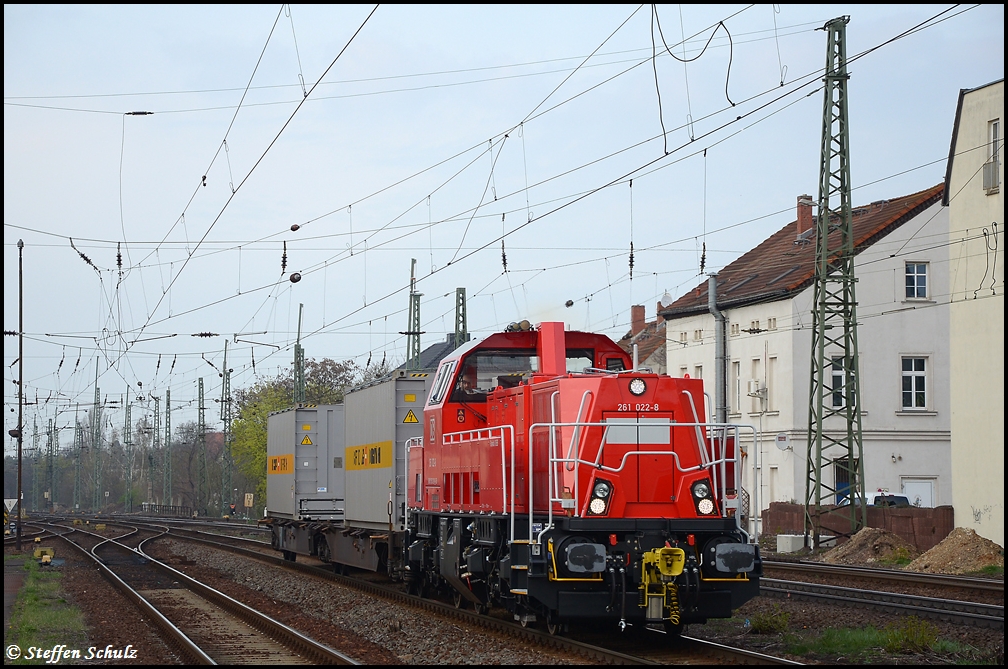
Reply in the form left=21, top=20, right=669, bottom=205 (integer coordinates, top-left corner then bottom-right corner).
left=905, top=527, right=1005, bottom=575
left=820, top=527, right=919, bottom=565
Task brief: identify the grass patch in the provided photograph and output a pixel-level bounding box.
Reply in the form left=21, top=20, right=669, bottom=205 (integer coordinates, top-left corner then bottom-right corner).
left=879, top=546, right=914, bottom=567
left=786, top=625, right=889, bottom=660
left=784, top=617, right=998, bottom=664
left=967, top=564, right=1004, bottom=577
left=748, top=604, right=790, bottom=634
left=882, top=616, right=938, bottom=653
left=6, top=558, right=88, bottom=664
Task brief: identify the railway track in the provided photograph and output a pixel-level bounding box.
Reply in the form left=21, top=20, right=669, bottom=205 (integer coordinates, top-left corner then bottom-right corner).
left=134, top=519, right=799, bottom=665
left=49, top=521, right=360, bottom=665
left=761, top=577, right=1004, bottom=630
left=763, top=559, right=1004, bottom=594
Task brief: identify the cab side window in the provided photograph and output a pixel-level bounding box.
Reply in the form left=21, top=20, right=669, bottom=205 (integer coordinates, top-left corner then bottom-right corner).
left=428, top=360, right=457, bottom=406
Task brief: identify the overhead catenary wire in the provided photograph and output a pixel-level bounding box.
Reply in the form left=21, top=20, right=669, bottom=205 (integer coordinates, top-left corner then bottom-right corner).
left=7, top=3, right=983, bottom=419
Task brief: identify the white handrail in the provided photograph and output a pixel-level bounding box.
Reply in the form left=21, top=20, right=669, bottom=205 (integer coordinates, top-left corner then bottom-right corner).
left=566, top=390, right=594, bottom=471
left=680, top=390, right=710, bottom=467
left=523, top=419, right=756, bottom=544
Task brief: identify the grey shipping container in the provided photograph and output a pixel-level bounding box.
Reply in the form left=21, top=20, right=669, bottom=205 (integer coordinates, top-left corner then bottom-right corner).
left=343, top=371, right=430, bottom=532
left=266, top=403, right=345, bottom=520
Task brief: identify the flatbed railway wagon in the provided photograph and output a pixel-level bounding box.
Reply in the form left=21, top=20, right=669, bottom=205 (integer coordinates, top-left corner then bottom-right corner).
left=266, top=372, right=430, bottom=570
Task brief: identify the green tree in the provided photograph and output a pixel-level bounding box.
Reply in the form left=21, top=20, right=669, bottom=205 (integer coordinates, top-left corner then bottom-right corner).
left=231, top=381, right=289, bottom=508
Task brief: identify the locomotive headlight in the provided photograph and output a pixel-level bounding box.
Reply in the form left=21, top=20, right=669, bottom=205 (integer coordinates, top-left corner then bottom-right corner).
left=629, top=378, right=647, bottom=396
left=691, top=480, right=717, bottom=515
left=588, top=478, right=613, bottom=515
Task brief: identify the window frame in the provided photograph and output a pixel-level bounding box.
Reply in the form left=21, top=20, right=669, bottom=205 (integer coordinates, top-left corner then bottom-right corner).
left=904, top=261, right=928, bottom=300
left=901, top=356, right=928, bottom=411
left=427, top=360, right=458, bottom=406
left=831, top=356, right=846, bottom=409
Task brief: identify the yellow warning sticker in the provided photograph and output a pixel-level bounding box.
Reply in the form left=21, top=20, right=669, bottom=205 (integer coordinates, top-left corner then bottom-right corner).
left=269, top=454, right=293, bottom=474
left=403, top=409, right=419, bottom=424
left=404, top=393, right=416, bottom=403
left=301, top=435, right=313, bottom=445
left=302, top=424, right=312, bottom=431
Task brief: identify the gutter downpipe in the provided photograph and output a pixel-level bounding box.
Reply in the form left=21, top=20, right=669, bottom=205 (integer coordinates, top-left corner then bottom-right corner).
left=708, top=274, right=740, bottom=535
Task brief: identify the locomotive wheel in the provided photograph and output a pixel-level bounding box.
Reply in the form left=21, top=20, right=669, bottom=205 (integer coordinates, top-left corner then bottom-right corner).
left=545, top=615, right=562, bottom=636
left=663, top=620, right=684, bottom=639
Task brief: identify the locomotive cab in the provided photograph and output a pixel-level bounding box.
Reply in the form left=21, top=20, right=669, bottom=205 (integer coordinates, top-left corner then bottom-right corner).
left=406, top=321, right=760, bottom=632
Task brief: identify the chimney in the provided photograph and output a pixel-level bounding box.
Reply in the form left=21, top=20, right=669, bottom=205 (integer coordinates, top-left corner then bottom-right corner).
left=797, top=194, right=814, bottom=238
left=631, top=305, right=645, bottom=335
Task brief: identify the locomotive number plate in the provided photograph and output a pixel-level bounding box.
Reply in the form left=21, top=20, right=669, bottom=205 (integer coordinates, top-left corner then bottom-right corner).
left=617, top=403, right=660, bottom=412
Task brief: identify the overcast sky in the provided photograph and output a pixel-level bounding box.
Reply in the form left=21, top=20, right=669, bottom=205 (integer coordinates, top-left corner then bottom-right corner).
left=4, top=4, right=1004, bottom=451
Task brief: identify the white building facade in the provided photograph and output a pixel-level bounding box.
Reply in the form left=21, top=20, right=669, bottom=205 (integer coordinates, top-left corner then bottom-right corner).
left=944, top=79, right=1004, bottom=546
left=662, top=186, right=950, bottom=537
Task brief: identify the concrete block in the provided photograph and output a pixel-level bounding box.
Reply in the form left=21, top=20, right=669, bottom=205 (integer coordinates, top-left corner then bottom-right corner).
left=777, top=534, right=805, bottom=552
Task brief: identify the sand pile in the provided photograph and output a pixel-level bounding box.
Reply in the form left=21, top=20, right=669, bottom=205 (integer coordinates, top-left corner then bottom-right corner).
left=821, top=527, right=919, bottom=565
left=905, top=527, right=1004, bottom=575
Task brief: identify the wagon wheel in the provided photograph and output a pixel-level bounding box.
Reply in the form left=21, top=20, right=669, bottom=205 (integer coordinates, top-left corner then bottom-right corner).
left=453, top=590, right=464, bottom=609
left=545, top=614, right=562, bottom=636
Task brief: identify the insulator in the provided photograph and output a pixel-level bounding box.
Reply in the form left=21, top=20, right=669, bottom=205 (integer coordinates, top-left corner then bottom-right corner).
left=700, top=242, right=707, bottom=274
left=629, top=242, right=635, bottom=281
left=282, top=241, right=287, bottom=273
left=117, top=242, right=122, bottom=271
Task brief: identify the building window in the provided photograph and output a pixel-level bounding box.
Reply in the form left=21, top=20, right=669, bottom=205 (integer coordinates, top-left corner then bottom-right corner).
left=834, top=457, right=860, bottom=505
left=680, top=366, right=688, bottom=378
left=730, top=323, right=740, bottom=337
left=679, top=331, right=687, bottom=344
left=768, top=356, right=777, bottom=412
left=693, top=329, right=703, bottom=342
left=905, top=262, right=927, bottom=299
left=749, top=320, right=761, bottom=333
left=985, top=119, right=1000, bottom=193
left=831, top=356, right=845, bottom=408
left=901, top=357, right=927, bottom=410
left=694, top=365, right=703, bottom=380
left=731, top=361, right=741, bottom=413
left=767, top=317, right=777, bottom=331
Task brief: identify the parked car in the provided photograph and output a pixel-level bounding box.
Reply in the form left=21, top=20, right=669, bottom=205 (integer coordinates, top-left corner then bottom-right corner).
left=872, top=494, right=911, bottom=508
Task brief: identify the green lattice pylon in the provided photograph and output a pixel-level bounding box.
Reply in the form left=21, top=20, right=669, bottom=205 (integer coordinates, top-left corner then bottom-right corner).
left=804, top=15, right=867, bottom=547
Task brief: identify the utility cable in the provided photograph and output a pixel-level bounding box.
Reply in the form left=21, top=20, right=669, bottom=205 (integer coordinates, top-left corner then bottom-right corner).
left=120, top=5, right=379, bottom=369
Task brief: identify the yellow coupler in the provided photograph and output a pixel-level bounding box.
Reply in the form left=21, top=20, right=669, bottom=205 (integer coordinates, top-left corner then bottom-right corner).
left=639, top=547, right=685, bottom=623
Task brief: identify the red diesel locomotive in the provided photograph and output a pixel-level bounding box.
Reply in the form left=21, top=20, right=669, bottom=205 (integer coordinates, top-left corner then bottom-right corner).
left=404, top=321, right=760, bottom=634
